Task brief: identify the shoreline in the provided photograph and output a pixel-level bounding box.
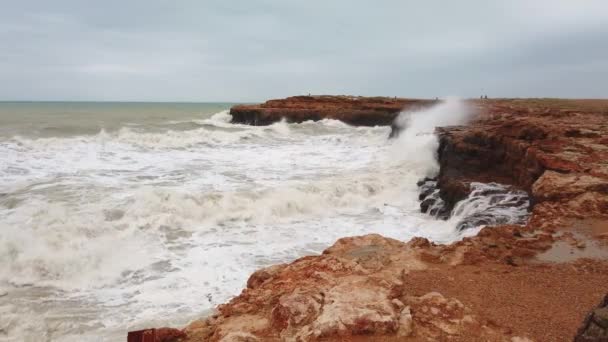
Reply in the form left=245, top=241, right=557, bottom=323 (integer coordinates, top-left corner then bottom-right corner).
left=134, top=97, right=608, bottom=341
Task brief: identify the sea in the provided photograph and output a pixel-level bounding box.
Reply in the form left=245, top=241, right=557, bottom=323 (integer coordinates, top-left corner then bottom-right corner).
left=0, top=100, right=526, bottom=341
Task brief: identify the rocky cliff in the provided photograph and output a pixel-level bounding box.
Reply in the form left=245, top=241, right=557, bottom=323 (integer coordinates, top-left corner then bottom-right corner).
left=230, top=95, right=437, bottom=126
left=137, top=99, right=608, bottom=342
left=428, top=99, right=608, bottom=229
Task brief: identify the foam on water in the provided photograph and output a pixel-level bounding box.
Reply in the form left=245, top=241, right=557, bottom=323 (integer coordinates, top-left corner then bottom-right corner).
left=0, top=100, right=524, bottom=341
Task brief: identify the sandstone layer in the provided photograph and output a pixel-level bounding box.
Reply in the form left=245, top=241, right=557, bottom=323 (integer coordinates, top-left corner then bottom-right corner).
left=230, top=95, right=437, bottom=126
left=141, top=99, right=608, bottom=342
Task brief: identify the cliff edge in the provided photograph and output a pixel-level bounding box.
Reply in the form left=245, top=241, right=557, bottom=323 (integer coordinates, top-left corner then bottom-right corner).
left=136, top=99, right=608, bottom=342
left=230, top=95, right=437, bottom=126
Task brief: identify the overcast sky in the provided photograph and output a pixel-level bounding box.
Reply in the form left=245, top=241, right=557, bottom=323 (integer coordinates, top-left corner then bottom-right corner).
left=1, top=1, right=607, bottom=102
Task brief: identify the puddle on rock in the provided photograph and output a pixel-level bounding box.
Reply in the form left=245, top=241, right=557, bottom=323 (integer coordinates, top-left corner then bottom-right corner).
left=535, top=231, right=608, bottom=263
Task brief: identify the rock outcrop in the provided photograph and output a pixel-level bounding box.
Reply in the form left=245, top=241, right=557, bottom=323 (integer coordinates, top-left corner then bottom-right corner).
left=575, top=294, right=608, bottom=341
left=428, top=99, right=608, bottom=229
left=230, top=95, right=437, bottom=126
left=137, top=99, right=608, bottom=342
left=171, top=227, right=608, bottom=341
left=180, top=234, right=534, bottom=341
left=127, top=327, right=186, bottom=342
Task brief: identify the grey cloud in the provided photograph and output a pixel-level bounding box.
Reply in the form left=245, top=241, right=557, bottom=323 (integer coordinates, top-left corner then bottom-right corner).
left=1, top=0, right=607, bottom=101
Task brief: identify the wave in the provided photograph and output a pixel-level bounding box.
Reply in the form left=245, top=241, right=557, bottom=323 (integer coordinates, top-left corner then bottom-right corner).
left=4, top=127, right=278, bottom=155
left=4, top=111, right=386, bottom=154
left=0, top=159, right=418, bottom=288
left=0, top=101, right=472, bottom=291
left=1, top=100, right=512, bottom=341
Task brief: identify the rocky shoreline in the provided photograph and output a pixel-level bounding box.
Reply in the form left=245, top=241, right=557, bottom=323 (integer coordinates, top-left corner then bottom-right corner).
left=230, top=95, right=437, bottom=126
left=133, top=98, right=608, bottom=341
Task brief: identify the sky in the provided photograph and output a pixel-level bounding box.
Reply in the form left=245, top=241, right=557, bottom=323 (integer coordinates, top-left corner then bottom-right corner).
left=1, top=0, right=607, bottom=102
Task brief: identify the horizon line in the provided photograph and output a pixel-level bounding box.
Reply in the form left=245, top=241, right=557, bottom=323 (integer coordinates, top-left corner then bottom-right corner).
left=0, top=99, right=252, bottom=104
left=1, top=96, right=608, bottom=103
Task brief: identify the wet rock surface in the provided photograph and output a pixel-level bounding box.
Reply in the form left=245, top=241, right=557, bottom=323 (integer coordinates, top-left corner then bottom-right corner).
left=419, top=179, right=530, bottom=231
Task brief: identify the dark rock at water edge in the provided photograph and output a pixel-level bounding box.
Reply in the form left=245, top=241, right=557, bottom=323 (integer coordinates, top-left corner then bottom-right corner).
left=230, top=95, right=438, bottom=126
left=418, top=178, right=530, bottom=231
left=575, top=294, right=608, bottom=341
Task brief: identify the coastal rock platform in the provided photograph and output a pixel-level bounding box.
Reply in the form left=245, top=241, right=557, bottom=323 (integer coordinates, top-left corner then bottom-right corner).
left=230, top=95, right=437, bottom=126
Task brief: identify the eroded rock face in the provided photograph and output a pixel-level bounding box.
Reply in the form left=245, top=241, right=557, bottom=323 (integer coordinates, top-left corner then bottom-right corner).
left=431, top=99, right=608, bottom=229
left=126, top=327, right=186, bottom=342
left=230, top=95, right=437, bottom=126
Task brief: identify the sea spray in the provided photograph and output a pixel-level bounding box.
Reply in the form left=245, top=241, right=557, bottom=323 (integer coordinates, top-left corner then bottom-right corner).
left=391, top=99, right=529, bottom=232
left=388, top=97, right=473, bottom=177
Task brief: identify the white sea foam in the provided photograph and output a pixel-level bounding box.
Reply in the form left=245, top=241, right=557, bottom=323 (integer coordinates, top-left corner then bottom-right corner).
left=0, top=102, right=522, bottom=341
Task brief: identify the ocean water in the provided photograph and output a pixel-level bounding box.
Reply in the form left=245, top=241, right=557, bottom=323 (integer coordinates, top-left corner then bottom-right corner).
left=0, top=100, right=516, bottom=341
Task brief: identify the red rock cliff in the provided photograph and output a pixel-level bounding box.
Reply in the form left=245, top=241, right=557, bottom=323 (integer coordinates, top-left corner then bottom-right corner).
left=230, top=95, right=437, bottom=126
left=435, top=99, right=608, bottom=225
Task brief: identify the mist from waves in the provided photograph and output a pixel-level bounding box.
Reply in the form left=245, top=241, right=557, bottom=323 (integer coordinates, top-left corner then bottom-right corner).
left=0, top=99, right=526, bottom=341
